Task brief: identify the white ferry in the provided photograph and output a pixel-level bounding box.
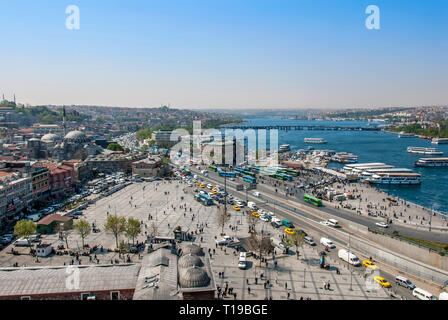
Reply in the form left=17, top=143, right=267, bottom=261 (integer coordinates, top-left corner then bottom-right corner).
left=414, top=158, right=448, bottom=167
left=431, top=138, right=448, bottom=145
left=331, top=152, right=358, bottom=164
left=279, top=144, right=291, bottom=152
left=304, top=138, right=327, bottom=144
left=407, top=147, right=443, bottom=156
left=359, top=168, right=413, bottom=179
left=398, top=131, right=416, bottom=138
left=366, top=173, right=422, bottom=185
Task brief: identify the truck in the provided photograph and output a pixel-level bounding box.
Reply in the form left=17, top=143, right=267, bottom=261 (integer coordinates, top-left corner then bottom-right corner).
left=338, top=249, right=361, bottom=266
left=247, top=201, right=257, bottom=210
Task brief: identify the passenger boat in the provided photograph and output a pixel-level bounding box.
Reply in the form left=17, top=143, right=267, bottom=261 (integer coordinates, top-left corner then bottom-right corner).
left=279, top=144, right=291, bottom=152
left=407, top=147, right=443, bottom=156
left=331, top=152, right=358, bottom=164
left=414, top=158, right=448, bottom=167
left=366, top=173, right=422, bottom=185
left=304, top=138, right=327, bottom=144
left=431, top=138, right=448, bottom=145
left=398, top=132, right=415, bottom=138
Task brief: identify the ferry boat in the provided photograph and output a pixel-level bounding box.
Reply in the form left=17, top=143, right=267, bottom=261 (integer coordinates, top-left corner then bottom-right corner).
left=414, top=158, right=448, bottom=167
left=431, top=138, right=448, bottom=145
left=366, top=173, right=421, bottom=185
left=407, top=147, right=443, bottom=156
left=279, top=144, right=291, bottom=152
left=304, top=138, right=327, bottom=144
left=331, top=152, right=358, bottom=164
left=398, top=131, right=416, bottom=138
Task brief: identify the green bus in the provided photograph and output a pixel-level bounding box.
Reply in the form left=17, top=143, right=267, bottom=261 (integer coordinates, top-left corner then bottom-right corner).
left=286, top=169, right=300, bottom=176
left=208, top=165, right=218, bottom=172
left=303, top=194, right=322, bottom=207
left=243, top=170, right=256, bottom=177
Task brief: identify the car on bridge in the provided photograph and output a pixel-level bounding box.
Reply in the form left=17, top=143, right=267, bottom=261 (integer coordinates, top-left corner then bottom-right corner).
left=374, top=276, right=391, bottom=288
left=362, top=260, right=378, bottom=270
left=375, top=222, right=389, bottom=228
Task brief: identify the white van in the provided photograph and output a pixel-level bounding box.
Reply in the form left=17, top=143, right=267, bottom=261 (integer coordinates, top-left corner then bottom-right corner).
left=439, top=292, right=448, bottom=300
left=328, top=219, right=339, bottom=228
left=253, top=192, right=261, bottom=198
left=338, top=249, right=361, bottom=266
left=320, top=237, right=336, bottom=249
left=395, top=275, right=416, bottom=290
left=412, top=287, right=437, bottom=300
left=248, top=201, right=257, bottom=210
left=238, top=252, right=247, bottom=269
left=14, top=238, right=31, bottom=247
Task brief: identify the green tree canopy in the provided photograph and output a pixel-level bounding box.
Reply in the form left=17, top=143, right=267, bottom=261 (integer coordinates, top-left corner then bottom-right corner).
left=104, top=215, right=127, bottom=248
left=14, top=220, right=37, bottom=245
left=73, top=219, right=91, bottom=247
left=107, top=142, right=124, bottom=152
left=125, top=217, right=141, bottom=245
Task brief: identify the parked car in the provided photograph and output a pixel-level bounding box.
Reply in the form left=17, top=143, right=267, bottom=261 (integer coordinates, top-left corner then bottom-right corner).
left=375, top=222, right=389, bottom=228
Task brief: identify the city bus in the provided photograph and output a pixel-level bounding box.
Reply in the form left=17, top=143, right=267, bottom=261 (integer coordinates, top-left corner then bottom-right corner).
left=242, top=170, right=256, bottom=177
left=198, top=193, right=214, bottom=206
left=242, top=175, right=257, bottom=183
left=218, top=170, right=237, bottom=178
left=208, top=165, right=218, bottom=172
left=286, top=168, right=300, bottom=176
left=303, top=194, right=323, bottom=207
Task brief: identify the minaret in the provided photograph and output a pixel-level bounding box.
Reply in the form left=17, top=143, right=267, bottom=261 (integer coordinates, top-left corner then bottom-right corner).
left=13, top=94, right=16, bottom=104
left=63, top=106, right=67, bottom=137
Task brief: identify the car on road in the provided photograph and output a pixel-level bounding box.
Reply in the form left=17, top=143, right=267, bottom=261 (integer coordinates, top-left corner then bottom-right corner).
left=284, top=228, right=295, bottom=235
left=233, top=206, right=241, bottom=211
left=375, top=222, right=389, bottom=228
left=319, top=221, right=331, bottom=226
left=260, top=215, right=270, bottom=222
left=320, top=237, right=335, bottom=249
left=304, top=236, right=316, bottom=246
left=374, top=276, right=391, bottom=288
left=362, top=260, right=378, bottom=270
left=253, top=192, right=261, bottom=197
left=395, top=275, right=415, bottom=290
left=215, top=236, right=235, bottom=246
left=412, top=287, right=437, bottom=300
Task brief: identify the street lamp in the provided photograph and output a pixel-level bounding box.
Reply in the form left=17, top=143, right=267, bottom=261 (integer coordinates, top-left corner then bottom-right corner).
left=348, top=233, right=353, bottom=291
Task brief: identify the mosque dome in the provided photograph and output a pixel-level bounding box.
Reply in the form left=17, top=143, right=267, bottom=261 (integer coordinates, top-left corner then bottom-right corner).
left=181, top=244, right=204, bottom=256
left=41, top=133, right=60, bottom=142
left=64, top=131, right=88, bottom=143
left=178, top=254, right=204, bottom=269
left=179, top=266, right=210, bottom=288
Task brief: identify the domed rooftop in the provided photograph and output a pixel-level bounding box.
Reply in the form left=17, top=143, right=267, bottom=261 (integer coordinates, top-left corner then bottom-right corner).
left=179, top=266, right=210, bottom=288
left=178, top=254, right=204, bottom=269
left=41, top=133, right=60, bottom=142
left=181, top=244, right=204, bottom=256
left=64, top=130, right=88, bottom=142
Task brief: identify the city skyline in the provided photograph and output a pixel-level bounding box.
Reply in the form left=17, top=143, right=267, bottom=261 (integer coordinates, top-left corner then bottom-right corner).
left=1, top=0, right=447, bottom=109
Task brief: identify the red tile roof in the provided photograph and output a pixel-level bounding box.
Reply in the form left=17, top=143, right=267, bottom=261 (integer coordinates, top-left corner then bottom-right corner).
left=37, top=214, right=72, bottom=226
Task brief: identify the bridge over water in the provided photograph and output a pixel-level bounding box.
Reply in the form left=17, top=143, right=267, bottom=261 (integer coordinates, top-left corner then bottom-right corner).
left=221, top=125, right=382, bottom=131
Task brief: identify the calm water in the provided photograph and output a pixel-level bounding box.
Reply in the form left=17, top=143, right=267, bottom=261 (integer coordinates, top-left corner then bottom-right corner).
left=241, top=118, right=448, bottom=214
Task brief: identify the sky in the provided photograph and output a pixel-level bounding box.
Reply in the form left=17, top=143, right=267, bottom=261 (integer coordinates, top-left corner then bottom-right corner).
left=0, top=0, right=447, bottom=110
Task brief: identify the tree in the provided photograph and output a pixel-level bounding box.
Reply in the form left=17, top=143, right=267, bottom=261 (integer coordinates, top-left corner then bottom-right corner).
left=216, top=206, right=231, bottom=236
left=285, top=230, right=305, bottom=259
left=14, top=220, right=36, bottom=248
left=73, top=219, right=91, bottom=248
left=107, top=143, right=124, bottom=152
left=246, top=211, right=260, bottom=233
left=249, top=232, right=273, bottom=267
left=54, top=221, right=73, bottom=249
left=125, top=217, right=141, bottom=245
left=104, top=215, right=126, bottom=248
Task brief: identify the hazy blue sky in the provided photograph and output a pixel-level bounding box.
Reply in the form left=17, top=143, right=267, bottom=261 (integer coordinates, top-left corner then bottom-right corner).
left=0, top=0, right=447, bottom=109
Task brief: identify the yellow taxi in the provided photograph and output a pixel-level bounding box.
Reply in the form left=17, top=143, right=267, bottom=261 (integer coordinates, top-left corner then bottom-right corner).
left=284, top=228, right=295, bottom=235
left=373, top=276, right=391, bottom=288
left=199, top=184, right=205, bottom=188
left=252, top=212, right=260, bottom=217
left=211, top=190, right=217, bottom=194
left=363, top=260, right=378, bottom=270
left=196, top=182, right=201, bottom=186
left=233, top=206, right=241, bottom=211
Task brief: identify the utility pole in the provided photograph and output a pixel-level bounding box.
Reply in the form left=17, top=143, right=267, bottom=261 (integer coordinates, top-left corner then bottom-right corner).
left=348, top=233, right=353, bottom=291
left=429, top=206, right=432, bottom=232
